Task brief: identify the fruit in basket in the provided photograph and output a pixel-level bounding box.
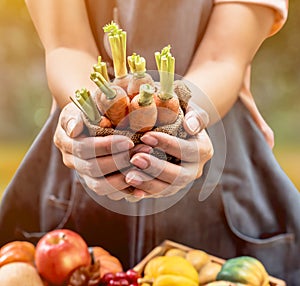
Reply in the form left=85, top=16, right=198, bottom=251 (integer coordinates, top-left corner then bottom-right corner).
left=0, top=240, right=35, bottom=267
left=204, top=281, right=239, bottom=286
left=198, top=261, right=222, bottom=285
left=91, top=246, right=123, bottom=277
left=164, top=248, right=186, bottom=258
left=151, top=274, right=199, bottom=286
left=0, top=262, right=44, bottom=286
left=185, top=249, right=211, bottom=271
left=216, top=256, right=270, bottom=286
left=99, top=269, right=140, bottom=285
left=35, top=229, right=91, bottom=285
left=143, top=255, right=199, bottom=285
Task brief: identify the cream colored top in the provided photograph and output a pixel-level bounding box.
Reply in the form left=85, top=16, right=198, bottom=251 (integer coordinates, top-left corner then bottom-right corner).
left=214, top=0, right=288, bottom=36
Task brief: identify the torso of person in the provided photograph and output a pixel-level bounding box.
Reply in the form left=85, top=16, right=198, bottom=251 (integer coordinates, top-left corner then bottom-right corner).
left=85, top=0, right=213, bottom=76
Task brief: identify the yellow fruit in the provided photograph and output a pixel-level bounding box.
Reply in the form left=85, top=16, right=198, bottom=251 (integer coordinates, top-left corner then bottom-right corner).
left=185, top=249, right=210, bottom=271
left=144, top=255, right=199, bottom=283
left=216, top=256, right=269, bottom=286
left=205, top=281, right=239, bottom=286
left=199, top=261, right=222, bottom=285
left=0, top=262, right=44, bottom=286
left=153, top=274, right=198, bottom=286
left=164, top=248, right=187, bottom=258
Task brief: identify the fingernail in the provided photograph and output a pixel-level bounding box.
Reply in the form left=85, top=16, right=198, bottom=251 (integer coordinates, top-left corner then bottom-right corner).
left=126, top=172, right=143, bottom=185
left=133, top=189, right=145, bottom=199
left=130, top=155, right=149, bottom=169
left=116, top=140, right=134, bottom=152
left=133, top=145, right=153, bottom=154
left=141, top=134, right=158, bottom=146
left=66, top=119, right=76, bottom=137
left=186, top=117, right=200, bottom=133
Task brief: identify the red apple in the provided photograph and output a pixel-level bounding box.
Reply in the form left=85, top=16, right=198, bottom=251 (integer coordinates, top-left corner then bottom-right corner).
left=35, top=229, right=91, bottom=285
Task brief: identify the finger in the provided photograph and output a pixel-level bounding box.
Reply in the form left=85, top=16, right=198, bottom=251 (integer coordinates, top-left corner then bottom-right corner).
left=129, top=152, right=205, bottom=187
left=56, top=133, right=134, bottom=160
left=81, top=172, right=130, bottom=197
left=129, top=144, right=153, bottom=157
left=129, top=153, right=182, bottom=184
left=64, top=151, right=132, bottom=177
left=73, top=135, right=135, bottom=159
left=107, top=189, right=132, bottom=201
left=125, top=170, right=179, bottom=197
left=60, top=103, right=84, bottom=138
left=140, top=130, right=213, bottom=163
left=183, top=107, right=209, bottom=135
left=53, top=119, right=76, bottom=155
left=55, top=103, right=135, bottom=159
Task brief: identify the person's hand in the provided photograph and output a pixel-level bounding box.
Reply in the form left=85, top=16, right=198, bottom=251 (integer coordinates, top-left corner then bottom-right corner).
left=53, top=103, right=138, bottom=200
left=125, top=107, right=213, bottom=200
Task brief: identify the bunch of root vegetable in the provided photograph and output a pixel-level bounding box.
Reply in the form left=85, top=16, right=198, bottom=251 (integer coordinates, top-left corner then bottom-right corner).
left=71, top=22, right=192, bottom=163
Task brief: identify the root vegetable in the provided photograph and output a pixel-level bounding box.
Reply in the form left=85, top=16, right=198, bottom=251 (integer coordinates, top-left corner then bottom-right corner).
left=103, top=21, right=131, bottom=90
left=127, top=53, right=154, bottom=100
left=154, top=45, right=180, bottom=125
left=129, top=84, right=157, bottom=132
left=91, top=71, right=129, bottom=128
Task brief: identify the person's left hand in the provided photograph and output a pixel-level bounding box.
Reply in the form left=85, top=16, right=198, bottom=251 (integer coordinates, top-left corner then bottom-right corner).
left=125, top=108, right=213, bottom=200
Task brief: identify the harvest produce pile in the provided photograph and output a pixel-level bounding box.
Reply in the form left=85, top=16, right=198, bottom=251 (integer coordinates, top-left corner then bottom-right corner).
left=0, top=229, right=278, bottom=286
left=71, top=21, right=191, bottom=152
left=137, top=246, right=272, bottom=286
left=0, top=229, right=126, bottom=286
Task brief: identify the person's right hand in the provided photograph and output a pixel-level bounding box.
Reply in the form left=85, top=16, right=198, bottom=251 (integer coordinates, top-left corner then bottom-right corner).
left=53, top=103, right=140, bottom=200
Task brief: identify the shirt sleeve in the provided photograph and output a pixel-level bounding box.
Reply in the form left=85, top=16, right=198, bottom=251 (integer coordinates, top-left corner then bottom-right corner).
left=213, top=0, right=288, bottom=36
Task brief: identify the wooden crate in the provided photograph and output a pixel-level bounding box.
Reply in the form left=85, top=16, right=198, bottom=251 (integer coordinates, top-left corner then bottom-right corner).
left=133, top=240, right=286, bottom=286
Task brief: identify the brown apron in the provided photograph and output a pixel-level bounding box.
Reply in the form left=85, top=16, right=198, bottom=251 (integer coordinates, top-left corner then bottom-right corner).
left=0, top=1, right=299, bottom=285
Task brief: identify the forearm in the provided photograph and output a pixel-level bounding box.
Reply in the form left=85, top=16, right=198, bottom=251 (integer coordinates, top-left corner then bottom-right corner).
left=46, top=48, right=98, bottom=108
left=183, top=3, right=275, bottom=125
left=25, top=0, right=100, bottom=108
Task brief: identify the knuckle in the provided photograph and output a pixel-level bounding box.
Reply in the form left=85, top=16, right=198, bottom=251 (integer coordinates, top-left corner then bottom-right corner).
left=62, top=155, right=73, bottom=170
left=87, top=177, right=110, bottom=195
left=183, top=143, right=200, bottom=162
left=53, top=134, right=59, bottom=148
left=196, top=166, right=203, bottom=179
left=86, top=179, right=98, bottom=193
left=114, top=152, right=131, bottom=169
left=72, top=142, right=83, bottom=157
left=174, top=170, right=191, bottom=188
left=157, top=135, right=172, bottom=150
left=202, top=142, right=214, bottom=162
left=142, top=180, right=156, bottom=193
left=198, top=132, right=214, bottom=162
left=73, top=141, right=92, bottom=159
left=84, top=160, right=101, bottom=177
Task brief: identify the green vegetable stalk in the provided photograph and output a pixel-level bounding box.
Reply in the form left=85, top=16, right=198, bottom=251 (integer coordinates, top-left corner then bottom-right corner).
left=70, top=88, right=101, bottom=124
left=93, top=56, right=110, bottom=82
left=103, top=21, right=128, bottom=79
left=128, top=53, right=146, bottom=77
left=90, top=72, right=116, bottom=100
left=155, top=45, right=175, bottom=100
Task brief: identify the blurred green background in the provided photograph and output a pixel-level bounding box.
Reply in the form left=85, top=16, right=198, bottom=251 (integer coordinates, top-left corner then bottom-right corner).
left=0, top=0, right=299, bottom=198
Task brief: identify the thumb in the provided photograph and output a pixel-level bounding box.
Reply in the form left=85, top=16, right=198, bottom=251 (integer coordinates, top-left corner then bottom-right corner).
left=60, top=103, right=84, bottom=138
left=183, top=107, right=209, bottom=136
left=66, top=118, right=84, bottom=137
